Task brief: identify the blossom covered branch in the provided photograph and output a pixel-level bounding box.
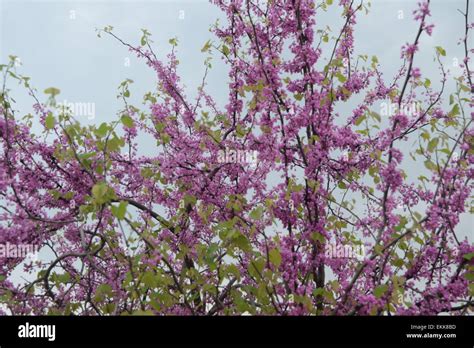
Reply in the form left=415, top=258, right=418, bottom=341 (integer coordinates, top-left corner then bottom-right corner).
left=0, top=0, right=472, bottom=315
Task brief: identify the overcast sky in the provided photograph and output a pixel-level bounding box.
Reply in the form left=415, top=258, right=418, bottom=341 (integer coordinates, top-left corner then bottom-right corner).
left=0, top=0, right=470, bottom=120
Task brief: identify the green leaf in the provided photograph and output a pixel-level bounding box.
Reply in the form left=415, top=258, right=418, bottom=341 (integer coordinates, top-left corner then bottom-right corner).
left=92, top=183, right=107, bottom=200
left=154, top=122, right=165, bottom=133
left=370, top=111, right=381, bottom=122
left=460, top=84, right=470, bottom=92
left=112, top=200, right=128, bottom=220
left=94, top=283, right=113, bottom=302
left=428, top=138, right=438, bottom=152
left=44, top=87, right=60, bottom=97
left=91, top=182, right=115, bottom=205
left=435, top=46, right=446, bottom=57
left=463, top=273, right=474, bottom=281
left=374, top=284, right=389, bottom=298
left=354, top=115, right=365, bottom=126
left=121, top=115, right=134, bottom=128
left=313, top=288, right=325, bottom=297
left=222, top=44, right=230, bottom=56
left=79, top=152, right=96, bottom=161
left=55, top=272, right=71, bottom=283
left=108, top=136, right=125, bottom=152
left=336, top=72, right=347, bottom=83
left=233, top=233, right=251, bottom=252
left=142, top=271, right=157, bottom=289
left=448, top=104, right=460, bottom=117
left=204, top=243, right=219, bottom=263
left=96, top=123, right=109, bottom=138
left=248, top=258, right=265, bottom=279
left=45, top=114, right=56, bottom=130
left=249, top=206, right=264, bottom=220
left=161, top=133, right=170, bottom=144
left=201, top=40, right=212, bottom=53
left=449, top=94, right=455, bottom=105
left=374, top=244, right=384, bottom=255
left=311, top=232, right=325, bottom=244
left=463, top=252, right=474, bottom=261
left=141, top=167, right=153, bottom=179
left=269, top=248, right=282, bottom=267
left=169, top=37, right=178, bottom=46
left=338, top=181, right=347, bottom=190
left=424, top=160, right=436, bottom=171
left=183, top=194, right=197, bottom=208
left=392, top=259, right=404, bottom=267
left=226, top=264, right=241, bottom=280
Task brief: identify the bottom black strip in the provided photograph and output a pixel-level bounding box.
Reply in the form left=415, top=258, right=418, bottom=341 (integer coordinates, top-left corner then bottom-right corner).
left=0, top=316, right=472, bottom=346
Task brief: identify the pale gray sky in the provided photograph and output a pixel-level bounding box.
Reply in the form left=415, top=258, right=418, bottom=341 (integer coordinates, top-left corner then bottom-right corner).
left=1, top=0, right=470, bottom=123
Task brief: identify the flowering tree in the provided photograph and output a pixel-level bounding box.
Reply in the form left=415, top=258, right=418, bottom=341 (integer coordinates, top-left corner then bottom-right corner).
left=0, top=0, right=472, bottom=315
